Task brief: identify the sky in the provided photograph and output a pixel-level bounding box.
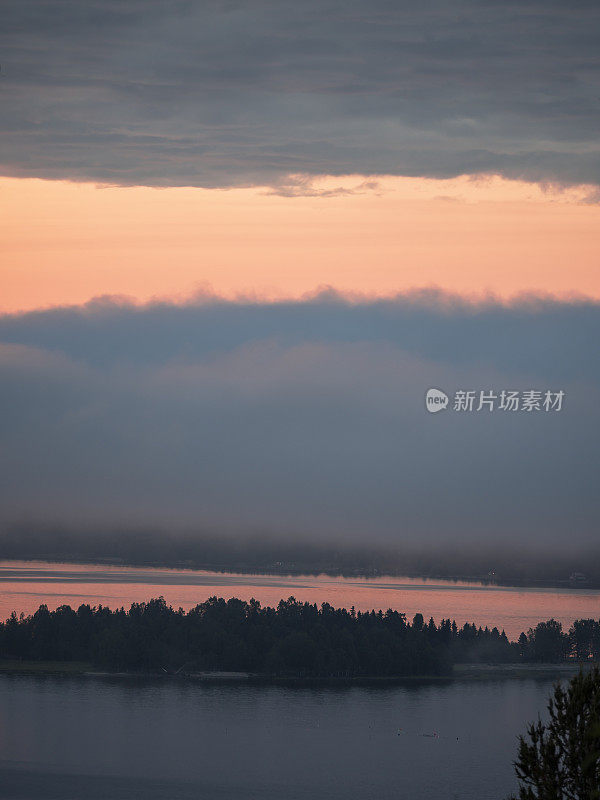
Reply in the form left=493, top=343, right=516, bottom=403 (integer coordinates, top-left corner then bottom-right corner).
left=2, top=175, right=600, bottom=310
left=1, top=1, right=599, bottom=550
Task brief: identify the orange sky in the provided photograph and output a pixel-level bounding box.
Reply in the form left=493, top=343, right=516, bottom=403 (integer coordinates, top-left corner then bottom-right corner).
left=2, top=174, right=599, bottom=312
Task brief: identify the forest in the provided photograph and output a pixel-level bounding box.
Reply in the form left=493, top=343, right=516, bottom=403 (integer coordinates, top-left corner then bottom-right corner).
left=1, top=596, right=598, bottom=677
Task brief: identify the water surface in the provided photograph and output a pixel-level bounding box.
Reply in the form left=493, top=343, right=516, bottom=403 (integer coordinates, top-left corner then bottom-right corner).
left=0, top=673, right=554, bottom=800
left=1, top=560, right=599, bottom=638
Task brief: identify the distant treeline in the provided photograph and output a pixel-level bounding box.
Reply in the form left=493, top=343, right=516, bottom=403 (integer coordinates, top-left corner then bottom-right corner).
left=1, top=597, right=598, bottom=677
left=1, top=526, right=599, bottom=589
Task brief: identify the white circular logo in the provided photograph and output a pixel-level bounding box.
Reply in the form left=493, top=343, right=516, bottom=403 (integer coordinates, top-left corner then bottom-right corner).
left=425, top=388, right=449, bottom=413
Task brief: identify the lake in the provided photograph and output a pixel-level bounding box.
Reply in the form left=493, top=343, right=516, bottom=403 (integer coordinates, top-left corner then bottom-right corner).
left=0, top=560, right=594, bottom=799
left=1, top=560, right=599, bottom=639
left=0, top=672, right=557, bottom=800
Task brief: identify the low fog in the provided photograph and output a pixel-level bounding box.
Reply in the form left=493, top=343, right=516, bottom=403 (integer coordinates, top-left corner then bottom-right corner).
left=0, top=292, right=598, bottom=554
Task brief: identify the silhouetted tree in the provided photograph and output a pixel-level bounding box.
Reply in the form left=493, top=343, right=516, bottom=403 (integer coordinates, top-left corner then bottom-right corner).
left=526, top=620, right=568, bottom=663
left=509, top=668, right=600, bottom=799
left=570, top=619, right=600, bottom=661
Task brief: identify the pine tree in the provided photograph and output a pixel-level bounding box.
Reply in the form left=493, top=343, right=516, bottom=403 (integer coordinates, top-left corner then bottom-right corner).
left=510, top=668, right=600, bottom=799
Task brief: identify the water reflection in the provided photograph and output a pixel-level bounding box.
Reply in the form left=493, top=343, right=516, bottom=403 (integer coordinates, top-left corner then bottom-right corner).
left=1, top=560, right=599, bottom=639
left=0, top=673, right=556, bottom=800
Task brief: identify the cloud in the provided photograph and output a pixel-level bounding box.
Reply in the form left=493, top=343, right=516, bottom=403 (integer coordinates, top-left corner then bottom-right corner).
left=1, top=1, right=600, bottom=188
left=263, top=176, right=382, bottom=198
left=0, top=292, right=598, bottom=546
left=0, top=290, right=598, bottom=383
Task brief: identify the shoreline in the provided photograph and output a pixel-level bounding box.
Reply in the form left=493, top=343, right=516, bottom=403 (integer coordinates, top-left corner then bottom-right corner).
left=0, top=554, right=597, bottom=592
left=0, top=659, right=595, bottom=683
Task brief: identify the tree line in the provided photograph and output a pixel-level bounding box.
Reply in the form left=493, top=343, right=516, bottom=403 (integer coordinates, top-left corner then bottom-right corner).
left=0, top=596, right=598, bottom=677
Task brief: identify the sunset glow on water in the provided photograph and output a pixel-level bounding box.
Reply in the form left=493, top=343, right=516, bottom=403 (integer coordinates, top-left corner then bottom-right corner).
left=1, top=561, right=598, bottom=640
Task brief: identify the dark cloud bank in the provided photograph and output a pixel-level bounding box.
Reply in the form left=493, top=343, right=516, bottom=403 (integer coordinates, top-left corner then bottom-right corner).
left=1, top=292, right=598, bottom=570
left=2, top=0, right=600, bottom=188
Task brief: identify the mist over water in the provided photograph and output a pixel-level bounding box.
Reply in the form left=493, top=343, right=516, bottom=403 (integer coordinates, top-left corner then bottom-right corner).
left=1, top=294, right=599, bottom=548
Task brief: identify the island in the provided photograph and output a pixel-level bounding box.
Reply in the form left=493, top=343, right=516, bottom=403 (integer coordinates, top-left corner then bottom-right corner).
left=1, top=596, right=597, bottom=679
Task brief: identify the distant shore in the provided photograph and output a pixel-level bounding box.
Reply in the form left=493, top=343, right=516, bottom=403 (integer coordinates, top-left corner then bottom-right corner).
left=1, top=553, right=598, bottom=591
